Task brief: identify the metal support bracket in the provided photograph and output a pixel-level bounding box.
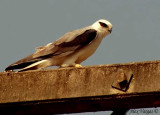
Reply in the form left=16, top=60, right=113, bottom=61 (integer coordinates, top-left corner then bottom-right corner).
left=112, top=69, right=133, bottom=92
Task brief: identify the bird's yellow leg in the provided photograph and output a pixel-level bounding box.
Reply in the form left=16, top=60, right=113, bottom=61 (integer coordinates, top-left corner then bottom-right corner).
left=60, top=64, right=70, bottom=68
left=60, top=64, right=82, bottom=68
left=74, top=64, right=82, bottom=68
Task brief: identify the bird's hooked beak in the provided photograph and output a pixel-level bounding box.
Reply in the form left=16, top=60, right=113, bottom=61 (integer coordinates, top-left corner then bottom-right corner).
left=108, top=28, right=112, bottom=34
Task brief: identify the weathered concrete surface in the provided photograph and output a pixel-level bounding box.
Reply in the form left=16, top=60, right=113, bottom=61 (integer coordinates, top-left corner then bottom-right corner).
left=0, top=60, right=160, bottom=114
left=0, top=60, right=160, bottom=103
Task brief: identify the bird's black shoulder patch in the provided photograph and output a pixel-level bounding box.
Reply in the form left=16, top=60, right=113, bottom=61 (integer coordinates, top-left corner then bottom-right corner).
left=59, top=29, right=97, bottom=47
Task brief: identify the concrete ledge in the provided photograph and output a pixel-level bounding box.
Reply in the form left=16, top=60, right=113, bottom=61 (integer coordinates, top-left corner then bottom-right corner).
left=0, top=60, right=160, bottom=114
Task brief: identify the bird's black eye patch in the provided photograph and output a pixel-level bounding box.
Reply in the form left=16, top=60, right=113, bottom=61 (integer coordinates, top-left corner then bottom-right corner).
left=99, top=22, right=108, bottom=28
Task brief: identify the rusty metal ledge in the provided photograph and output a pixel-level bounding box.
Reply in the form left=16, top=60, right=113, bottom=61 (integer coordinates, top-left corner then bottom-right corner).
left=0, top=91, right=160, bottom=115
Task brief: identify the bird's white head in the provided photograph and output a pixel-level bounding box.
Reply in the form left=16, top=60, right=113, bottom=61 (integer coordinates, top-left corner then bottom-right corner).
left=91, top=19, right=112, bottom=36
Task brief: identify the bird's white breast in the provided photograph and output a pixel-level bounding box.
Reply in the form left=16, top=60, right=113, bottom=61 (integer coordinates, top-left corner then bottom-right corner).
left=76, top=34, right=104, bottom=63
left=62, top=33, right=106, bottom=65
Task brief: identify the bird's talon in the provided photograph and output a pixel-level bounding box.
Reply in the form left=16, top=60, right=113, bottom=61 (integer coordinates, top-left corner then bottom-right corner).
left=74, top=64, right=82, bottom=68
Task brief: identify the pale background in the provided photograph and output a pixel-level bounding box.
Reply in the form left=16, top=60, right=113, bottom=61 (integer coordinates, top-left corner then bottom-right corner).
left=0, top=0, right=160, bottom=115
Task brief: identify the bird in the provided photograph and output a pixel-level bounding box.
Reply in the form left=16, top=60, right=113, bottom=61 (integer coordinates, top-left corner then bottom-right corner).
left=5, top=19, right=112, bottom=72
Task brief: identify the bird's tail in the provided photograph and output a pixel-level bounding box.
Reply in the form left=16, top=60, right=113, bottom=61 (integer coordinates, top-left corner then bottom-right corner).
left=5, top=54, right=45, bottom=72
left=5, top=52, right=53, bottom=72
left=5, top=60, right=39, bottom=72
left=5, top=59, right=50, bottom=72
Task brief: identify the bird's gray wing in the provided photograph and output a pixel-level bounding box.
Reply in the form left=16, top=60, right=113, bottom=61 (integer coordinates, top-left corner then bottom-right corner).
left=33, top=28, right=97, bottom=59
left=5, top=28, right=97, bottom=71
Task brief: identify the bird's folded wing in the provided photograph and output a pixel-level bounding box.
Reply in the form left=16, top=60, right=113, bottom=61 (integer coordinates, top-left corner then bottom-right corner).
left=33, top=28, right=97, bottom=59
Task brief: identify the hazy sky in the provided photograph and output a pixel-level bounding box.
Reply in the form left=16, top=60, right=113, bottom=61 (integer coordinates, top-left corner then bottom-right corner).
left=1, top=0, right=160, bottom=71
left=0, top=0, right=160, bottom=114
